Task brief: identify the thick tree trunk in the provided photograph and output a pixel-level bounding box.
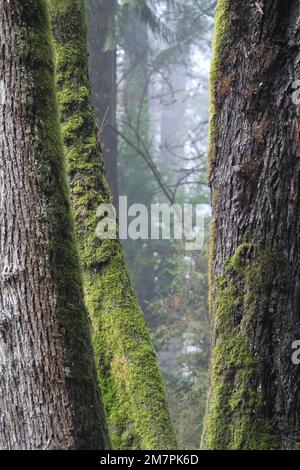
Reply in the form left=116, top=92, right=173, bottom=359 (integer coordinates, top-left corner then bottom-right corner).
left=202, top=0, right=300, bottom=450
left=0, top=0, right=108, bottom=450
left=50, top=0, right=177, bottom=450
left=87, top=0, right=118, bottom=210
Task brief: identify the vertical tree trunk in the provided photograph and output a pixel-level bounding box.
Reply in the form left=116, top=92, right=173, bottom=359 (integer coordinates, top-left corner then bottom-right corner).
left=202, top=0, right=300, bottom=450
left=49, top=0, right=177, bottom=450
left=122, top=3, right=149, bottom=139
left=119, top=6, right=158, bottom=321
left=160, top=1, right=187, bottom=181
left=160, top=57, right=187, bottom=181
left=0, top=0, right=108, bottom=450
left=123, top=4, right=149, bottom=83
left=87, top=0, right=119, bottom=210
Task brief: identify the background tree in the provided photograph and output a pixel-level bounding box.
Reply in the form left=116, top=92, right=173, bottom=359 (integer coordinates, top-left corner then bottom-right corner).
left=87, top=0, right=119, bottom=208
left=202, top=0, right=300, bottom=450
left=0, top=0, right=108, bottom=450
left=49, top=0, right=177, bottom=450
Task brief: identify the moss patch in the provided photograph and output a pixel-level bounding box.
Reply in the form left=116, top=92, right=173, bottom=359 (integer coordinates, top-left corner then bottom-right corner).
left=201, top=243, right=288, bottom=449
left=208, top=0, right=229, bottom=178
left=84, top=245, right=177, bottom=449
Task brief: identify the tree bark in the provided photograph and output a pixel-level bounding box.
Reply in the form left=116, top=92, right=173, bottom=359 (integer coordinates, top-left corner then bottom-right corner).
left=49, top=0, right=177, bottom=450
left=202, top=0, right=300, bottom=450
left=0, top=0, right=108, bottom=450
left=87, top=0, right=119, bottom=210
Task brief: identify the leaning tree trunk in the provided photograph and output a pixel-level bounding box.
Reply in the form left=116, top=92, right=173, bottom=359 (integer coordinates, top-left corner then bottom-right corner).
left=49, top=0, right=177, bottom=450
left=87, top=0, right=118, bottom=211
left=0, top=0, right=108, bottom=450
left=202, top=0, right=300, bottom=450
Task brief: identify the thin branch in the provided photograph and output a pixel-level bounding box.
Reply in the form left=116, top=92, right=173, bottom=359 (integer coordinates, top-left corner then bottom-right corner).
left=115, top=124, right=175, bottom=204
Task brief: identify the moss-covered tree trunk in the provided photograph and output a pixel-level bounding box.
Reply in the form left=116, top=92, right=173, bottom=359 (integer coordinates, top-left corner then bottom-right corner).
left=87, top=0, right=118, bottom=210
left=0, top=0, right=108, bottom=450
left=202, top=0, right=300, bottom=450
left=49, top=0, right=177, bottom=450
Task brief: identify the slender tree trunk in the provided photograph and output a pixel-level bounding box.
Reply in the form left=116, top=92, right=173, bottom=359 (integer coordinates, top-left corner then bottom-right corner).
left=160, top=57, right=187, bottom=181
left=202, top=0, right=300, bottom=450
left=122, top=3, right=149, bottom=139
left=119, top=6, right=158, bottom=322
left=87, top=0, right=118, bottom=210
left=0, top=0, right=108, bottom=450
left=160, top=2, right=187, bottom=181
left=49, top=0, right=177, bottom=450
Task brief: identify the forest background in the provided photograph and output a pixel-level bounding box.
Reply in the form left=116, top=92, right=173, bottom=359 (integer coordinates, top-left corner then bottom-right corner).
left=86, top=0, right=215, bottom=449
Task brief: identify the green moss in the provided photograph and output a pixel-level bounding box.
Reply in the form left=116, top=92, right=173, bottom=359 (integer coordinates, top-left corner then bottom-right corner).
left=84, top=246, right=176, bottom=449
left=47, top=0, right=70, bottom=12
left=208, top=0, right=229, bottom=177
left=201, top=243, right=288, bottom=450
left=50, top=0, right=177, bottom=450
left=227, top=243, right=251, bottom=272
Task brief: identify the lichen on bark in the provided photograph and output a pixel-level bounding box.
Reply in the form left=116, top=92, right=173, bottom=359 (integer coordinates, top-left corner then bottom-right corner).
left=49, top=0, right=177, bottom=450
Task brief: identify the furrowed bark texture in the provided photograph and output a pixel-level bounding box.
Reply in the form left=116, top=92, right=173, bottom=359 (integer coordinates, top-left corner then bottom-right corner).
left=0, top=0, right=108, bottom=450
left=202, top=0, right=300, bottom=450
left=87, top=0, right=119, bottom=210
left=49, top=0, right=177, bottom=450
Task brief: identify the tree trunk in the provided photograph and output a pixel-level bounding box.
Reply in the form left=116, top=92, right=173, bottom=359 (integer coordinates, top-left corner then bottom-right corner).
left=0, top=0, right=108, bottom=450
left=160, top=1, right=187, bottom=182
left=87, top=0, right=119, bottom=210
left=122, top=3, right=149, bottom=138
left=160, top=56, right=187, bottom=182
left=49, top=0, right=177, bottom=450
left=119, top=5, right=158, bottom=322
left=202, top=0, right=300, bottom=450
